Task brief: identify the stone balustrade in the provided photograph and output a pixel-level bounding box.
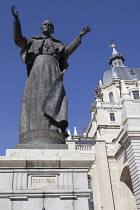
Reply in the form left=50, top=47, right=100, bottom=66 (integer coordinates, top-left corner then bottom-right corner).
left=101, top=102, right=122, bottom=109
left=75, top=145, right=92, bottom=150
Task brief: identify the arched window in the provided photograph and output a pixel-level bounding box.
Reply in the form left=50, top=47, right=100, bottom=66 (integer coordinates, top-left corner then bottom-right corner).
left=88, top=176, right=94, bottom=210
left=118, top=61, right=122, bottom=66
left=109, top=92, right=114, bottom=103
left=120, top=166, right=137, bottom=209
left=113, top=61, right=117, bottom=67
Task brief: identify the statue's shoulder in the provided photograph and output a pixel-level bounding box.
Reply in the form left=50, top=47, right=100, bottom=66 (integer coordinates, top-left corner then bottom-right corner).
left=30, top=35, right=45, bottom=39
left=26, top=35, right=65, bottom=48
left=51, top=37, right=65, bottom=46
left=26, top=35, right=45, bottom=45
left=29, top=35, right=62, bottom=42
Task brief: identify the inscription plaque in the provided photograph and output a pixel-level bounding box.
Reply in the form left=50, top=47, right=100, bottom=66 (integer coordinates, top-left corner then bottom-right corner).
left=31, top=176, right=57, bottom=188
left=20, top=129, right=65, bottom=144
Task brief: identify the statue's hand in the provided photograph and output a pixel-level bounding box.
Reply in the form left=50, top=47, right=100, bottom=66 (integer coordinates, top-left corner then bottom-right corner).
left=11, top=5, right=19, bottom=20
left=79, top=26, right=92, bottom=37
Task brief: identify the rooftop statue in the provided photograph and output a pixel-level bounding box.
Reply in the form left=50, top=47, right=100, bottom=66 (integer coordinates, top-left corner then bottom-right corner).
left=11, top=5, right=91, bottom=146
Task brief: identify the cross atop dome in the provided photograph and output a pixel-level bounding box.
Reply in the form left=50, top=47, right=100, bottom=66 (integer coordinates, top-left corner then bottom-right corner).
left=110, top=43, right=119, bottom=56
left=109, top=42, right=125, bottom=67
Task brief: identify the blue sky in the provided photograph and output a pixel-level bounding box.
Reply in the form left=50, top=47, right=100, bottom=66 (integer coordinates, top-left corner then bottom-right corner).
left=0, top=0, right=140, bottom=155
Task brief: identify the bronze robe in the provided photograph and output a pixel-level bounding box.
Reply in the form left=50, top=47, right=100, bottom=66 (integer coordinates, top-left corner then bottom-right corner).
left=13, top=20, right=81, bottom=138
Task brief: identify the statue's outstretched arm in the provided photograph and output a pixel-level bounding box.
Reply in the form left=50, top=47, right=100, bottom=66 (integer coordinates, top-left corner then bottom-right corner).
left=11, top=5, right=27, bottom=49
left=65, top=26, right=92, bottom=57
left=11, top=5, right=19, bottom=20
left=79, top=26, right=92, bottom=37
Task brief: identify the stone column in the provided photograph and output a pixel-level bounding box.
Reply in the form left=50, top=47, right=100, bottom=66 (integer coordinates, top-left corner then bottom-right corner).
left=95, top=140, right=115, bottom=210
left=126, top=139, right=140, bottom=209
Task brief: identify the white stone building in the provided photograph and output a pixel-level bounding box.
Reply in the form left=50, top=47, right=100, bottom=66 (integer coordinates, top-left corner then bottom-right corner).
left=85, top=44, right=140, bottom=209
left=0, top=45, right=140, bottom=210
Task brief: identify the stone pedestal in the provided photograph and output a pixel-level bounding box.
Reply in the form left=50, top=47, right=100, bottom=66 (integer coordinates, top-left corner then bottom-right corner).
left=0, top=149, right=94, bottom=210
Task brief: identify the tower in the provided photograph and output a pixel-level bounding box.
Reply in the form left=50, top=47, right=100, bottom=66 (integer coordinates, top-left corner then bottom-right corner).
left=86, top=44, right=140, bottom=209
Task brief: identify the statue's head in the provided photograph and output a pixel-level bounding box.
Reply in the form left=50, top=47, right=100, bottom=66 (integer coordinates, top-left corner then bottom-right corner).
left=40, top=20, right=54, bottom=36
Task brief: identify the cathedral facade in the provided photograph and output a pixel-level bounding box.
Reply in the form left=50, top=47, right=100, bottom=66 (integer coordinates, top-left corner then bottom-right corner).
left=84, top=45, right=140, bottom=209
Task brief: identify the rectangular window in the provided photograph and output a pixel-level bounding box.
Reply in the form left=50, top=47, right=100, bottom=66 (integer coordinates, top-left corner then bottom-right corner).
left=132, top=91, right=139, bottom=99
left=110, top=113, right=115, bottom=121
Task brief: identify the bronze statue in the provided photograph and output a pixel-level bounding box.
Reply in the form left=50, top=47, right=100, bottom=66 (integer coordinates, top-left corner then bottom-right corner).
left=11, top=5, right=91, bottom=145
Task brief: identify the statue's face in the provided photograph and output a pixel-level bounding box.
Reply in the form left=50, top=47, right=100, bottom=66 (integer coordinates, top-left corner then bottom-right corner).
left=41, top=20, right=54, bottom=35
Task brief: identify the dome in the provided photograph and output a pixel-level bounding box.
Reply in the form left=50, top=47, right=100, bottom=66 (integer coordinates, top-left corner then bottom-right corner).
left=103, top=67, right=140, bottom=84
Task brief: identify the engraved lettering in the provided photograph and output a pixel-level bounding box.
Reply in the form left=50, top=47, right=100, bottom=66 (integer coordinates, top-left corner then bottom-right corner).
left=21, top=130, right=64, bottom=142
left=50, top=133, right=53, bottom=137
left=24, top=135, right=28, bottom=140
left=38, top=131, right=43, bottom=137
left=30, top=132, right=34, bottom=138
left=47, top=132, right=63, bottom=140
left=35, top=132, right=38, bottom=137
left=47, top=179, right=55, bottom=183
left=31, top=176, right=56, bottom=188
